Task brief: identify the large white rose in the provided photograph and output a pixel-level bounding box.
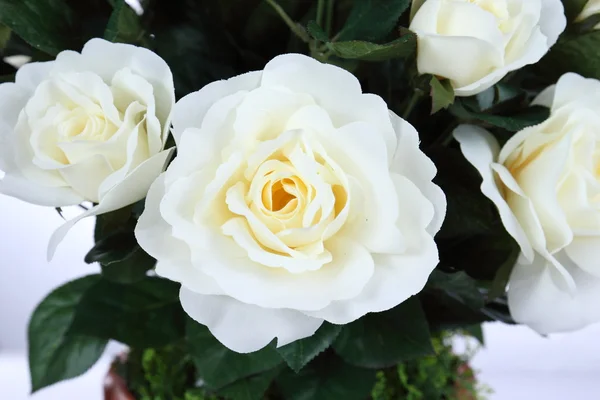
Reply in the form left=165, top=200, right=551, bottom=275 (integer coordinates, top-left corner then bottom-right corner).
left=409, top=0, right=566, bottom=96
left=135, top=54, right=446, bottom=353
left=0, top=39, right=175, bottom=259
left=454, top=73, right=600, bottom=334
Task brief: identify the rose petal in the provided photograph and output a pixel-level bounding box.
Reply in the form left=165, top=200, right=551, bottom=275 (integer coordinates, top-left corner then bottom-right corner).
left=508, top=250, right=600, bottom=334
left=180, top=287, right=323, bottom=353
left=194, top=236, right=374, bottom=311
left=47, top=148, right=174, bottom=260
left=389, top=111, right=446, bottom=235
left=305, top=174, right=438, bottom=324
left=454, top=125, right=535, bottom=261
left=172, top=71, right=261, bottom=145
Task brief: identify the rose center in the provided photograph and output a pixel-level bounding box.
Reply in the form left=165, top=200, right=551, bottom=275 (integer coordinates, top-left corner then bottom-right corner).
left=268, top=179, right=297, bottom=212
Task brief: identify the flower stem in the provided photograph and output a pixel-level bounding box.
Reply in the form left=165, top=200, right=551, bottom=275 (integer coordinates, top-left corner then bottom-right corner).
left=265, top=0, right=310, bottom=43
left=402, top=91, right=422, bottom=120
left=325, top=0, right=335, bottom=36
left=317, top=0, right=326, bottom=27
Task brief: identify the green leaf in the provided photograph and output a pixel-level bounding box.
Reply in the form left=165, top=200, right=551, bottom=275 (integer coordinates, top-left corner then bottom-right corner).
left=327, top=33, right=417, bottom=61
left=71, top=277, right=185, bottom=348
left=104, top=0, right=142, bottom=44
left=333, top=297, right=434, bottom=368
left=152, top=22, right=238, bottom=97
left=541, top=30, right=600, bottom=80
left=218, top=367, right=283, bottom=400
left=0, top=23, right=10, bottom=50
left=84, top=230, right=138, bottom=265
left=338, top=0, right=411, bottom=41
left=487, top=244, right=519, bottom=302
left=427, top=271, right=484, bottom=310
left=100, top=246, right=155, bottom=284
left=93, top=207, right=134, bottom=242
left=186, top=320, right=282, bottom=390
left=276, top=322, right=342, bottom=372
left=307, top=20, right=329, bottom=42
left=464, top=324, right=485, bottom=345
left=0, top=0, right=75, bottom=55
left=430, top=149, right=497, bottom=239
left=277, top=354, right=376, bottom=400
left=430, top=76, right=455, bottom=113
left=28, top=275, right=108, bottom=392
left=450, top=101, right=550, bottom=132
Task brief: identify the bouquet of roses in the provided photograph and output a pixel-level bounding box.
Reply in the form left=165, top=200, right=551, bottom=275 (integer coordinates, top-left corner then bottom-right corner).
left=2, top=0, right=599, bottom=399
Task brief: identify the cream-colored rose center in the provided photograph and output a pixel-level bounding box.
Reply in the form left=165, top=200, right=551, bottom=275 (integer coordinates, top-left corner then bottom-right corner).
left=220, top=131, right=351, bottom=272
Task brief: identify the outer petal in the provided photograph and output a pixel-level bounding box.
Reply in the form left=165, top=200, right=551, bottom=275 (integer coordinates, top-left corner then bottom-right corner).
left=415, top=34, right=503, bottom=91
left=389, top=112, right=446, bottom=235
left=454, top=27, right=549, bottom=96
left=454, top=125, right=534, bottom=261
left=564, top=237, right=600, bottom=278
left=135, top=174, right=224, bottom=295
left=0, top=173, right=83, bottom=207
left=172, top=71, right=261, bottom=145
left=508, top=251, right=600, bottom=334
left=547, top=73, right=600, bottom=111
left=14, top=61, right=54, bottom=92
left=47, top=148, right=174, bottom=260
left=195, top=237, right=375, bottom=311
left=539, top=0, right=567, bottom=47
left=180, top=288, right=323, bottom=353
left=305, top=174, right=439, bottom=324
left=54, top=38, right=175, bottom=137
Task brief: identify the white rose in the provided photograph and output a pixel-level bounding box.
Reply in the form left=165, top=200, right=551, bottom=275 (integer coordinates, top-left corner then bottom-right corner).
left=454, top=73, right=600, bottom=334
left=0, top=39, right=175, bottom=259
left=409, top=0, right=566, bottom=96
left=577, top=0, right=600, bottom=29
left=135, top=54, right=446, bottom=353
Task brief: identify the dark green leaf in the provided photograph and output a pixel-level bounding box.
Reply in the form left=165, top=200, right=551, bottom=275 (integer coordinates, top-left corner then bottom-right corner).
left=427, top=271, right=484, bottom=310
left=28, top=275, right=108, bottom=392
left=277, top=322, right=342, bottom=372
left=487, top=244, right=519, bottom=302
left=450, top=101, right=550, bottom=132
left=338, top=0, right=410, bottom=41
left=152, top=22, right=238, bottom=97
left=71, top=277, right=185, bottom=348
left=442, top=230, right=520, bottom=282
left=0, top=23, right=10, bottom=50
left=430, top=76, right=455, bottom=113
left=430, top=148, right=497, bottom=239
left=218, top=366, right=283, bottom=400
left=562, top=0, right=589, bottom=21
left=100, top=246, right=155, bottom=284
left=104, top=0, right=142, bottom=44
left=463, top=325, right=485, bottom=345
left=277, top=354, right=376, bottom=400
left=84, top=230, right=138, bottom=265
left=326, top=32, right=417, bottom=61
left=93, top=207, right=133, bottom=242
left=541, top=31, right=600, bottom=80
left=307, top=20, right=329, bottom=42
left=186, top=320, right=282, bottom=390
left=333, top=297, right=434, bottom=368
left=0, top=0, right=75, bottom=55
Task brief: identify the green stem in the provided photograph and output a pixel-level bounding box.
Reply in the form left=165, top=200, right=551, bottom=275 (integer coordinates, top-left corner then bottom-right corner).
left=265, top=0, right=310, bottom=43
left=316, top=0, right=326, bottom=27
left=325, top=0, right=335, bottom=36
left=402, top=91, right=422, bottom=120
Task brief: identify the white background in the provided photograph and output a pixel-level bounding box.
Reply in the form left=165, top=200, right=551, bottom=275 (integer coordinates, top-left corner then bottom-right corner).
left=1, top=193, right=600, bottom=399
